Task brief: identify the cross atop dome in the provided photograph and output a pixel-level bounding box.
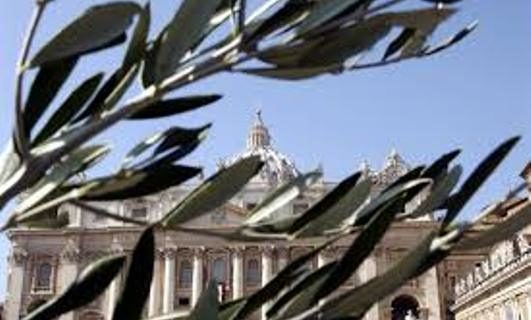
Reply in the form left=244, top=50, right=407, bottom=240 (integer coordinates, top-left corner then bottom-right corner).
left=247, top=109, right=271, bottom=150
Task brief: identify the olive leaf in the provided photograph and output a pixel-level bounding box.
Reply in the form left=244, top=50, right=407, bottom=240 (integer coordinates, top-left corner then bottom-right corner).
left=33, top=73, right=104, bottom=146
left=123, top=2, right=151, bottom=70
left=294, top=179, right=371, bottom=238
left=288, top=172, right=364, bottom=235
left=128, top=95, right=222, bottom=120
left=29, top=2, right=141, bottom=67
left=112, top=226, right=155, bottom=320
left=73, top=164, right=201, bottom=201
left=162, top=156, right=263, bottom=226
left=314, top=198, right=403, bottom=301
left=15, top=145, right=110, bottom=214
left=294, top=0, right=372, bottom=37
left=152, top=0, right=222, bottom=83
left=188, top=280, right=220, bottom=320
left=24, top=57, right=78, bottom=138
left=441, top=136, right=520, bottom=230
left=23, top=255, right=126, bottom=320
left=245, top=169, right=322, bottom=225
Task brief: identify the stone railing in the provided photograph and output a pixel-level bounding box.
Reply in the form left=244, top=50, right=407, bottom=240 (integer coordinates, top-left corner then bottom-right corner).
left=454, top=234, right=530, bottom=300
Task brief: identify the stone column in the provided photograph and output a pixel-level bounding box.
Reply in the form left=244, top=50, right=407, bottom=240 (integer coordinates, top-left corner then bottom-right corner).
left=261, top=246, right=274, bottom=320
left=59, top=238, right=81, bottom=320
left=362, top=253, right=379, bottom=320
left=148, top=250, right=163, bottom=317
left=424, top=266, right=442, bottom=320
left=192, top=247, right=205, bottom=307
left=232, top=247, right=244, bottom=299
left=5, top=244, right=27, bottom=320
left=162, top=248, right=176, bottom=313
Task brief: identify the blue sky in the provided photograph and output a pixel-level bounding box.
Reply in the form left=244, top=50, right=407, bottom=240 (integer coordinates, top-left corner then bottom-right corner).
left=0, top=0, right=530, bottom=299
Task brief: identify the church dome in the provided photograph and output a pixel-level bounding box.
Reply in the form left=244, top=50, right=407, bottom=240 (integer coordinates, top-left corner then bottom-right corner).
left=223, top=111, right=300, bottom=185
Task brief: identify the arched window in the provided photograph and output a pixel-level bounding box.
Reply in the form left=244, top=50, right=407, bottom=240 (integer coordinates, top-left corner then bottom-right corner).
left=245, top=258, right=260, bottom=286
left=212, top=257, right=227, bottom=283
left=391, top=295, right=420, bottom=320
left=179, top=260, right=193, bottom=288
left=36, top=262, right=52, bottom=290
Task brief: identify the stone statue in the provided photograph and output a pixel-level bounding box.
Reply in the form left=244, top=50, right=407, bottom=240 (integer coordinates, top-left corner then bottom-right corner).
left=404, top=310, right=418, bottom=320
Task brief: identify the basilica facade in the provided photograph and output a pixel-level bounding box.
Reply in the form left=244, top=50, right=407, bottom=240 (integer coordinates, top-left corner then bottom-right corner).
left=3, top=112, right=525, bottom=320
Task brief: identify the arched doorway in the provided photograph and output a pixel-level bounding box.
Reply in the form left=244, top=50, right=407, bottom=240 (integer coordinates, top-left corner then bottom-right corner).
left=391, top=295, right=420, bottom=320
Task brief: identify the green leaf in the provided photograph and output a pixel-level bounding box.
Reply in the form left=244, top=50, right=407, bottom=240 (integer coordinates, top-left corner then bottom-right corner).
left=0, top=139, right=21, bottom=185
left=29, top=2, right=141, bottom=67
left=33, top=73, right=104, bottom=146
left=73, top=64, right=139, bottom=123
left=128, top=95, right=222, bottom=120
left=15, top=145, right=110, bottom=214
left=269, top=262, right=337, bottom=319
left=112, top=226, right=155, bottom=320
left=320, top=232, right=437, bottom=318
left=421, top=149, right=461, bottom=180
left=314, top=198, right=403, bottom=301
left=288, top=172, right=363, bottom=235
left=298, top=16, right=391, bottom=67
left=2, top=183, right=99, bottom=231
left=402, top=165, right=462, bottom=220
left=123, top=2, right=151, bottom=69
left=294, top=179, right=371, bottom=238
left=24, top=255, right=126, bottom=320
left=188, top=280, right=219, bottom=320
left=382, top=27, right=415, bottom=61
left=245, top=169, right=322, bottom=225
left=153, top=0, right=223, bottom=82
left=77, top=164, right=201, bottom=201
left=230, top=242, right=329, bottom=320
left=121, top=125, right=210, bottom=170
left=240, top=65, right=340, bottom=80
left=162, top=156, right=263, bottom=226
left=245, top=0, right=313, bottom=44
left=441, top=136, right=520, bottom=230
left=425, top=20, right=478, bottom=56
left=352, top=178, right=432, bottom=226
left=294, top=0, right=371, bottom=37
left=24, top=57, right=78, bottom=137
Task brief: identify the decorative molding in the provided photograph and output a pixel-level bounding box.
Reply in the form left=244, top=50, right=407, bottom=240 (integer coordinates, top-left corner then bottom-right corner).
left=9, top=242, right=28, bottom=265
left=60, top=237, right=81, bottom=263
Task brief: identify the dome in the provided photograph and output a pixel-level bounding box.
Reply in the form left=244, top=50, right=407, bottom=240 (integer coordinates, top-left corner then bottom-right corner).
left=222, top=110, right=299, bottom=185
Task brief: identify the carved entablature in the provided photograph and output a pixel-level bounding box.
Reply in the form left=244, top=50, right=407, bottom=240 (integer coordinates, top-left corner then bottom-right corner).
left=60, top=237, right=81, bottom=263
left=454, top=232, right=531, bottom=299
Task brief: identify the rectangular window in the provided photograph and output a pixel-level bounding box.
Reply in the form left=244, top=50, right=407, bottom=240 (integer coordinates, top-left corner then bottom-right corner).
left=131, top=207, right=148, bottom=219
left=178, top=297, right=190, bottom=307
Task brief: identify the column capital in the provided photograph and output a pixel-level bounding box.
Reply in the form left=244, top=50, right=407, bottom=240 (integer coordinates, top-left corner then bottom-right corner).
left=192, top=246, right=206, bottom=257
left=163, top=247, right=177, bottom=259
left=232, top=246, right=246, bottom=257
left=260, top=245, right=275, bottom=257
left=8, top=244, right=28, bottom=266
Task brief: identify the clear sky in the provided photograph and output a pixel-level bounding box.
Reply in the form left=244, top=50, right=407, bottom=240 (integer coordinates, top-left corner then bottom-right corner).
left=0, top=0, right=530, bottom=299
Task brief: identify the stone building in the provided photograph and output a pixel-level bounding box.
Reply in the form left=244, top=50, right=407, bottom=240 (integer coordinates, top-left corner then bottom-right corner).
left=451, top=164, right=531, bottom=320
left=3, top=112, right=503, bottom=320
